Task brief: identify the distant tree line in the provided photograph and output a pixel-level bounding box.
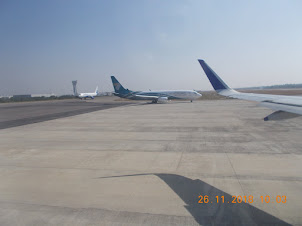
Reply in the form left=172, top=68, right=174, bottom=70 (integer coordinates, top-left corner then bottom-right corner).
left=262, top=84, right=302, bottom=89
left=237, top=83, right=302, bottom=90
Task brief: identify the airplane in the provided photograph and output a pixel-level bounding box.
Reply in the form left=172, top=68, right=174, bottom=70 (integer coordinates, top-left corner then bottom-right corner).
left=76, top=87, right=99, bottom=99
left=198, top=59, right=302, bottom=121
left=111, top=76, right=202, bottom=103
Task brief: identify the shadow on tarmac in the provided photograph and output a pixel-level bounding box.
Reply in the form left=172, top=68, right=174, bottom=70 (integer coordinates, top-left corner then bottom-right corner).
left=0, top=101, right=134, bottom=129
left=98, top=173, right=290, bottom=225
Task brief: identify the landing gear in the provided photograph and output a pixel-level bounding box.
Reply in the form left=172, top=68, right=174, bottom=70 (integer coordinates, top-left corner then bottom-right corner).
left=152, top=100, right=157, bottom=104
left=190, top=100, right=193, bottom=102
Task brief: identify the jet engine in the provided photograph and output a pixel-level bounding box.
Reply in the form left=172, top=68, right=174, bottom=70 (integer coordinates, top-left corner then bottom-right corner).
left=157, top=97, right=168, bottom=103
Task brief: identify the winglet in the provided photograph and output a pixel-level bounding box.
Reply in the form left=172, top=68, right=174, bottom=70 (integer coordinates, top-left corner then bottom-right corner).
left=198, top=60, right=230, bottom=91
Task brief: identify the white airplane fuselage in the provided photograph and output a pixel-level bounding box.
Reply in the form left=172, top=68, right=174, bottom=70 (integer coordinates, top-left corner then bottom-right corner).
left=78, top=92, right=97, bottom=99
left=111, top=76, right=201, bottom=103
left=136, top=90, right=201, bottom=100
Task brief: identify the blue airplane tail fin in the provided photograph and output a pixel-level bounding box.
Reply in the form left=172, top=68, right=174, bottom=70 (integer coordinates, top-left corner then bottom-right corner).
left=198, top=60, right=230, bottom=91
left=111, top=76, right=131, bottom=94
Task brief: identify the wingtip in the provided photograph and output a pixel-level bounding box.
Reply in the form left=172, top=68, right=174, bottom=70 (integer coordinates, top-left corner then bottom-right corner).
left=197, top=59, right=230, bottom=91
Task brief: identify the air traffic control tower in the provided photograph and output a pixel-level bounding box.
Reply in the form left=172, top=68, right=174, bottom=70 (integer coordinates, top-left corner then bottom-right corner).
left=72, top=80, right=78, bottom=96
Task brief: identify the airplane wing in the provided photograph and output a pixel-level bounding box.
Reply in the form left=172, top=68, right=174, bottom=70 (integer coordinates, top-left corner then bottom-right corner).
left=198, top=59, right=302, bottom=121
left=134, top=94, right=159, bottom=100
left=84, top=95, right=94, bottom=99
left=134, top=95, right=169, bottom=103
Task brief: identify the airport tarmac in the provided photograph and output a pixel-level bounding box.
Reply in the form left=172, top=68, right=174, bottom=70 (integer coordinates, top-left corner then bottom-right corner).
left=0, top=97, right=301, bottom=225
left=0, top=97, right=136, bottom=129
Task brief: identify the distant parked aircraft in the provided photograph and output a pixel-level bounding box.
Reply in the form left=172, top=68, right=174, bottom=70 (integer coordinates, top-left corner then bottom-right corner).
left=198, top=59, right=302, bottom=121
left=111, top=76, right=201, bottom=103
left=77, top=86, right=99, bottom=99
left=72, top=81, right=98, bottom=99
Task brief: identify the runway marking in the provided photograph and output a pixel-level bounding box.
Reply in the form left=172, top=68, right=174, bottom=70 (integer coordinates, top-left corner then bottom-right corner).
left=225, top=152, right=246, bottom=196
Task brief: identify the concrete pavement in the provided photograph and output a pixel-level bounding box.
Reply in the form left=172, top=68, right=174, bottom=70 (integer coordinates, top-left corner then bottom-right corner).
left=0, top=99, right=301, bottom=225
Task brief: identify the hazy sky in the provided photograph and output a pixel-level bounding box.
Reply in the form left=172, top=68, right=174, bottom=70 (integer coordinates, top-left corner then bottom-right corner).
left=1, top=0, right=302, bottom=95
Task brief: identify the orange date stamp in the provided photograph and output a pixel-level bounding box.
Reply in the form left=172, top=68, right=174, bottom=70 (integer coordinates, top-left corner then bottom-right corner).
left=198, top=195, right=287, bottom=204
